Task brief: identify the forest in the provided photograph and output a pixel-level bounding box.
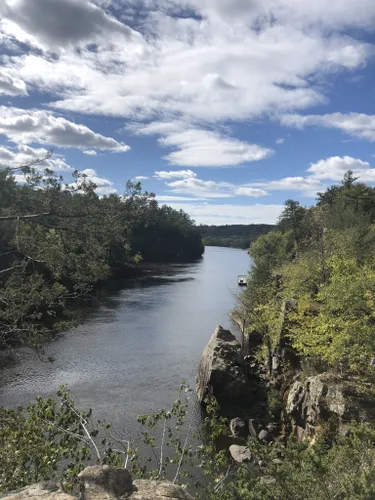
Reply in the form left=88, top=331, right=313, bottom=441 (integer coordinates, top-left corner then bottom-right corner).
left=2, top=170, right=375, bottom=499
left=0, top=160, right=204, bottom=351
left=200, top=224, right=274, bottom=249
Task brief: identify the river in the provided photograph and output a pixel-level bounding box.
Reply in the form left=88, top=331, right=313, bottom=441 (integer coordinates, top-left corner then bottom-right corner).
left=0, top=246, right=251, bottom=435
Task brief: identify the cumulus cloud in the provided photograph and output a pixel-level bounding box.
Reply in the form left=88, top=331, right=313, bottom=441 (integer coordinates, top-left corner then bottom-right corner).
left=280, top=113, right=375, bottom=142
left=166, top=177, right=235, bottom=198
left=0, top=106, right=130, bottom=152
left=159, top=129, right=273, bottom=167
left=0, top=0, right=138, bottom=50
left=235, top=187, right=269, bottom=197
left=161, top=174, right=269, bottom=198
left=78, top=168, right=116, bottom=195
left=276, top=138, right=285, bottom=144
left=307, top=156, right=375, bottom=182
left=1, top=0, right=372, bottom=130
left=83, top=150, right=98, bottom=156
left=0, top=71, right=27, bottom=96
left=154, top=169, right=196, bottom=179
left=0, top=144, right=73, bottom=172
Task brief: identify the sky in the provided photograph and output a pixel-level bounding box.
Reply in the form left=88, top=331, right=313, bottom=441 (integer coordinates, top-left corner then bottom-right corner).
left=1, top=0, right=375, bottom=225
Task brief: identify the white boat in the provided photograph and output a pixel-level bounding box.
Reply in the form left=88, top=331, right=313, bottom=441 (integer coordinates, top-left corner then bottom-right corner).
left=238, top=275, right=247, bottom=286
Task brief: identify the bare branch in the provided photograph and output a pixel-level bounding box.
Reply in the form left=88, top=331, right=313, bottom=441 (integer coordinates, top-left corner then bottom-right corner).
left=4, top=150, right=53, bottom=173
left=0, top=212, right=50, bottom=221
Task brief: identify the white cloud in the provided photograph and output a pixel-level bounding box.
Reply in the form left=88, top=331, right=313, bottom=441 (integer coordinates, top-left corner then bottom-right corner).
left=276, top=138, right=285, bottom=144
left=307, top=156, right=375, bottom=182
left=280, top=113, right=375, bottom=141
left=0, top=71, right=27, bottom=96
left=159, top=129, right=273, bottom=167
left=0, top=0, right=138, bottom=51
left=0, top=144, right=73, bottom=172
left=235, top=187, right=269, bottom=197
left=156, top=195, right=207, bottom=202
left=154, top=169, right=196, bottom=179
left=187, top=0, right=375, bottom=30
left=164, top=201, right=284, bottom=225
left=83, top=149, right=98, bottom=156
left=166, top=177, right=235, bottom=198
left=0, top=106, right=130, bottom=152
left=79, top=168, right=116, bottom=195
left=1, top=0, right=372, bottom=132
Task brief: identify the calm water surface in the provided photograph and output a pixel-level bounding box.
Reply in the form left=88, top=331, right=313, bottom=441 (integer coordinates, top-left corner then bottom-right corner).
left=0, top=247, right=251, bottom=434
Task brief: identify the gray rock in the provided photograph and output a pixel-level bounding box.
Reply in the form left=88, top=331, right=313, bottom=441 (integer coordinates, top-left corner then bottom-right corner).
left=196, top=326, right=253, bottom=414
left=230, top=417, right=248, bottom=439
left=258, top=429, right=271, bottom=442
left=0, top=485, right=73, bottom=500
left=1, top=467, right=192, bottom=500
left=78, top=465, right=133, bottom=499
left=132, top=480, right=192, bottom=499
left=260, top=476, right=276, bottom=485
left=248, top=419, right=258, bottom=439
left=229, top=445, right=252, bottom=463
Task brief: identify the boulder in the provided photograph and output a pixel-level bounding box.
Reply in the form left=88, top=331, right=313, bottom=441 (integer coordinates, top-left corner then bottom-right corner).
left=229, top=445, right=252, bottom=463
left=230, top=417, right=248, bottom=439
left=132, top=480, right=192, bottom=499
left=196, top=326, right=253, bottom=415
left=258, top=429, right=271, bottom=443
left=0, top=467, right=192, bottom=500
left=78, top=465, right=133, bottom=499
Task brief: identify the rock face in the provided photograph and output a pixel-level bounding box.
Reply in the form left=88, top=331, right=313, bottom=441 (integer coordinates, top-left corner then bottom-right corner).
left=196, top=325, right=253, bottom=415
left=0, top=466, right=192, bottom=500
left=285, top=373, right=375, bottom=440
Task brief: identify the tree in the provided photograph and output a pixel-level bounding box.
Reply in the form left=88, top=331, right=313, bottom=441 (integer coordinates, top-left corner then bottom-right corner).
left=278, top=200, right=306, bottom=243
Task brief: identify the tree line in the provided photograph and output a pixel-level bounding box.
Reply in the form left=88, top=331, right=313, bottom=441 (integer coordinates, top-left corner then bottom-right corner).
left=200, top=224, right=274, bottom=249
left=0, top=160, right=203, bottom=350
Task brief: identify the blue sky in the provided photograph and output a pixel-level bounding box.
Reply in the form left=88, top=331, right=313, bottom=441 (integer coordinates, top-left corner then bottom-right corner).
left=1, top=0, right=375, bottom=224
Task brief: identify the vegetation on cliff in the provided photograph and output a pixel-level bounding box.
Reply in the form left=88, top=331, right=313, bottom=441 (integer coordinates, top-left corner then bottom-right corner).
left=200, top=224, right=274, bottom=249
left=241, top=171, right=375, bottom=378
left=0, top=160, right=203, bottom=350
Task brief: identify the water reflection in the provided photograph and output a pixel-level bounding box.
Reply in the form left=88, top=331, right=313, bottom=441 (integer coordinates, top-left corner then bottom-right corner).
left=0, top=247, right=251, bottom=436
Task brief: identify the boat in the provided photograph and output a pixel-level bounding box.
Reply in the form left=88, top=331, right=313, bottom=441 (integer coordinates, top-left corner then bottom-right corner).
left=238, top=275, right=247, bottom=286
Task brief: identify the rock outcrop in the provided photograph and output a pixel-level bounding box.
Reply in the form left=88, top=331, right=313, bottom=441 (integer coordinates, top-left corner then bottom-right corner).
left=0, top=466, right=192, bottom=500
left=0, top=484, right=73, bottom=500
left=196, top=325, right=254, bottom=416
left=285, top=373, right=375, bottom=440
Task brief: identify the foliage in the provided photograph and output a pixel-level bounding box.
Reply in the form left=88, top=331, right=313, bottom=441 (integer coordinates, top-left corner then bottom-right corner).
left=204, top=424, right=375, bottom=500
left=237, top=171, right=375, bottom=377
left=0, top=385, right=229, bottom=494
left=0, top=162, right=203, bottom=349
left=0, top=387, right=122, bottom=493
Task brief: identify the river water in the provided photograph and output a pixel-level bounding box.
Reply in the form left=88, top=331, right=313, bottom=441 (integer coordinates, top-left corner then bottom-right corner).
left=0, top=246, right=250, bottom=435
